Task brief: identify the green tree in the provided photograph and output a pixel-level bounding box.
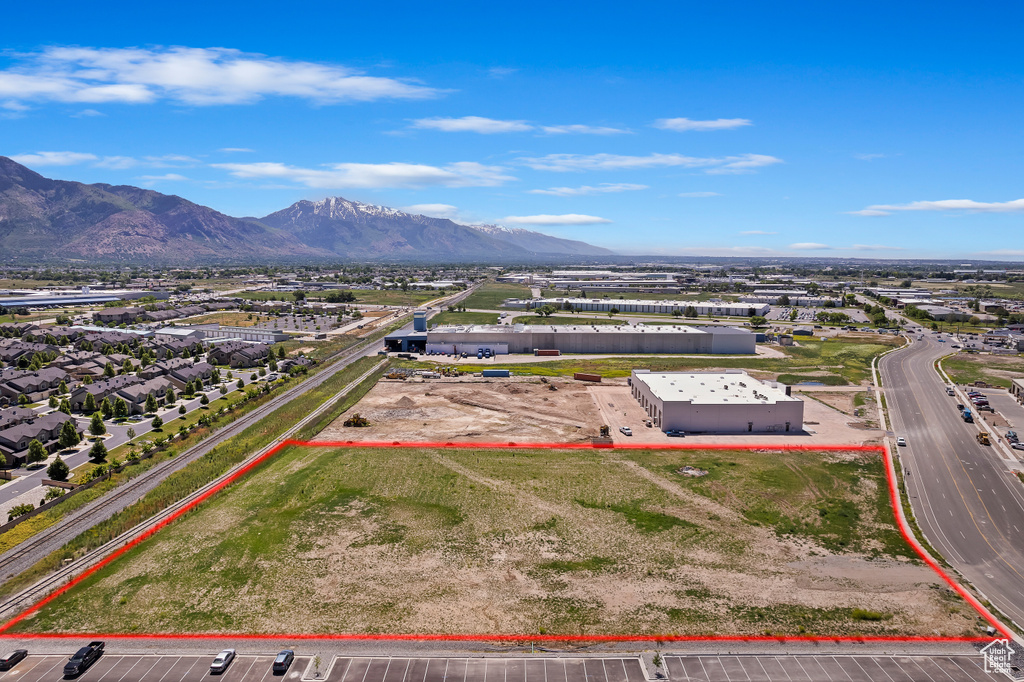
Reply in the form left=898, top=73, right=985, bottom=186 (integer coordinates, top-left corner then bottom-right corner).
left=778, top=294, right=791, bottom=306
left=200, top=393, right=209, bottom=406
left=48, top=395, right=59, bottom=409
left=749, top=316, right=767, bottom=328
left=277, top=346, right=285, bottom=359
left=57, top=379, right=68, bottom=394
left=121, top=357, right=134, bottom=374
left=145, top=393, right=158, bottom=414
left=26, top=439, right=47, bottom=465
left=47, top=456, right=70, bottom=482
left=165, top=387, right=176, bottom=404
left=113, top=396, right=129, bottom=419
left=103, top=362, right=115, bottom=378
left=219, top=385, right=227, bottom=395
left=89, top=439, right=108, bottom=462
left=58, top=420, right=81, bottom=449
left=17, top=393, right=29, bottom=407
left=178, top=404, right=186, bottom=417
left=151, top=415, right=164, bottom=430
left=83, top=392, right=97, bottom=414
left=58, top=398, right=71, bottom=415
left=237, top=378, right=244, bottom=389
left=89, top=411, right=106, bottom=437
left=100, top=397, right=113, bottom=420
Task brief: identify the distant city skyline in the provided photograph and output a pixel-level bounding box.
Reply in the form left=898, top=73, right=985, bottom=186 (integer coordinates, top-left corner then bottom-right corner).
left=3, top=1, right=1022, bottom=259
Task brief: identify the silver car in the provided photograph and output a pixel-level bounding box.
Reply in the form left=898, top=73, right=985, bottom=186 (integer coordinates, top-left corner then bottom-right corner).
left=210, top=649, right=235, bottom=674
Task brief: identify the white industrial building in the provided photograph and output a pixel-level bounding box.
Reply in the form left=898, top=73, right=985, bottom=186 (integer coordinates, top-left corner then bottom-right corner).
left=630, top=370, right=804, bottom=434
left=738, top=294, right=837, bottom=307
left=422, top=323, right=755, bottom=355
left=503, top=297, right=769, bottom=317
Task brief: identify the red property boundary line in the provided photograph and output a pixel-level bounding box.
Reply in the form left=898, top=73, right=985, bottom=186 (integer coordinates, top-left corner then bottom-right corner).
left=0, top=440, right=1009, bottom=643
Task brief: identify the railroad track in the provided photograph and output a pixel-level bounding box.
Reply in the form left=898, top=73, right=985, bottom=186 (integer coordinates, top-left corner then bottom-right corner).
left=0, top=356, right=388, bottom=622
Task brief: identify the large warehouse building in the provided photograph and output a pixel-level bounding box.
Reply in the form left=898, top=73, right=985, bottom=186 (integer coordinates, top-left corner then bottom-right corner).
left=386, top=323, right=755, bottom=355
left=630, top=369, right=804, bottom=434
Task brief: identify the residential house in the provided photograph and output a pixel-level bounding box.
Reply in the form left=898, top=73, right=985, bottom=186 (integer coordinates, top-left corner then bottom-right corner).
left=69, top=375, right=143, bottom=412
left=138, top=357, right=193, bottom=380
left=0, top=407, right=36, bottom=430
left=0, top=413, right=83, bottom=465
left=168, top=362, right=215, bottom=390
left=116, top=377, right=173, bottom=415
left=0, top=367, right=70, bottom=403
left=208, top=342, right=270, bottom=368
left=93, top=307, right=143, bottom=324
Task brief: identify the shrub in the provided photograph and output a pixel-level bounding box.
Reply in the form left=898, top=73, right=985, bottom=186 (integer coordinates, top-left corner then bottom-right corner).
left=47, top=456, right=70, bottom=482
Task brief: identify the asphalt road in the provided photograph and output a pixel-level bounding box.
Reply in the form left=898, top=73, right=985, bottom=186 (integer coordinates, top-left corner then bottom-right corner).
left=880, top=330, right=1024, bottom=628
left=0, top=654, right=995, bottom=682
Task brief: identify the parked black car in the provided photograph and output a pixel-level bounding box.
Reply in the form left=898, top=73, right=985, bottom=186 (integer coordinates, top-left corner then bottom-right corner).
left=0, top=649, right=27, bottom=671
left=64, top=642, right=103, bottom=677
left=272, top=650, right=294, bottom=673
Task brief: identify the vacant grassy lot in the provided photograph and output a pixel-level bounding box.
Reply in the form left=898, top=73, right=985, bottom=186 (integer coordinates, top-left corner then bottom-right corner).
left=400, top=337, right=900, bottom=386
left=430, top=311, right=499, bottom=326
left=942, top=353, right=1024, bottom=388
left=461, top=282, right=532, bottom=309
left=15, top=445, right=974, bottom=637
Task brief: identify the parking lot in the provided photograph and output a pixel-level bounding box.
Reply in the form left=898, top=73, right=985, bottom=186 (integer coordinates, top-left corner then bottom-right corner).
left=0, top=654, right=309, bottom=681
left=664, top=655, right=990, bottom=681
left=0, top=654, right=994, bottom=682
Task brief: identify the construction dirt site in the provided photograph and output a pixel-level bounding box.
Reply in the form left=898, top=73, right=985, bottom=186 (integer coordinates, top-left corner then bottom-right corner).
left=319, top=376, right=886, bottom=446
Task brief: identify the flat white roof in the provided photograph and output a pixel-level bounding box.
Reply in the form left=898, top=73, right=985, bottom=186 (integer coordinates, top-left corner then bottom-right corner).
left=434, top=324, right=708, bottom=335
left=633, top=371, right=801, bottom=406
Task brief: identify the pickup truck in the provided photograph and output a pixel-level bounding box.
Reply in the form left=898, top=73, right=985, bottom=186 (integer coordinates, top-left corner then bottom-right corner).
left=64, top=642, right=103, bottom=676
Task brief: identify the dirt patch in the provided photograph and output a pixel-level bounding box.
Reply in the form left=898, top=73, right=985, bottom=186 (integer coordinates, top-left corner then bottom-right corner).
left=320, top=377, right=601, bottom=442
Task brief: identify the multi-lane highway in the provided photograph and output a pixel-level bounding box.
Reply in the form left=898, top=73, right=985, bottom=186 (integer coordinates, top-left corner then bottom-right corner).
left=881, top=330, right=1024, bottom=628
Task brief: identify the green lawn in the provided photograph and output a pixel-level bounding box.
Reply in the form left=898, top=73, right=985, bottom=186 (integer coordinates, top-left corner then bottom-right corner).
left=512, top=315, right=626, bottom=326
left=429, top=311, right=499, bottom=326
left=461, top=281, right=532, bottom=309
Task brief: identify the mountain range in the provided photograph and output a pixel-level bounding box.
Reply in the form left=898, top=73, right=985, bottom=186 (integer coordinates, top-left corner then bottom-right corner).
left=0, top=156, right=613, bottom=264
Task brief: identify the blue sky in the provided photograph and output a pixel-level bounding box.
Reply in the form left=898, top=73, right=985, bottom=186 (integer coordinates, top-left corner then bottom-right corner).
left=3, top=1, right=1022, bottom=259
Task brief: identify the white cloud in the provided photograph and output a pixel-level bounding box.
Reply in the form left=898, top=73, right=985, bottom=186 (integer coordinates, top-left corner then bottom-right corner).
left=72, top=108, right=105, bottom=117
left=680, top=191, right=722, bottom=198
left=654, top=117, right=752, bottom=132
left=402, top=203, right=460, bottom=219
left=9, top=151, right=98, bottom=166
left=0, top=46, right=439, bottom=107
left=528, top=183, right=647, bottom=196
left=487, top=67, right=518, bottom=78
left=852, top=198, right=1024, bottom=216
left=853, top=153, right=888, bottom=161
left=411, top=116, right=532, bottom=134
left=212, top=160, right=515, bottom=189
left=520, top=152, right=781, bottom=174
left=93, top=156, right=139, bottom=169
left=974, top=249, right=1024, bottom=258
left=849, top=244, right=905, bottom=251
left=219, top=147, right=254, bottom=153
left=540, top=124, right=629, bottom=135
left=2, top=100, right=31, bottom=112
left=502, top=214, right=612, bottom=225
left=139, top=173, right=188, bottom=182
left=740, top=230, right=777, bottom=235
left=789, top=242, right=832, bottom=250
